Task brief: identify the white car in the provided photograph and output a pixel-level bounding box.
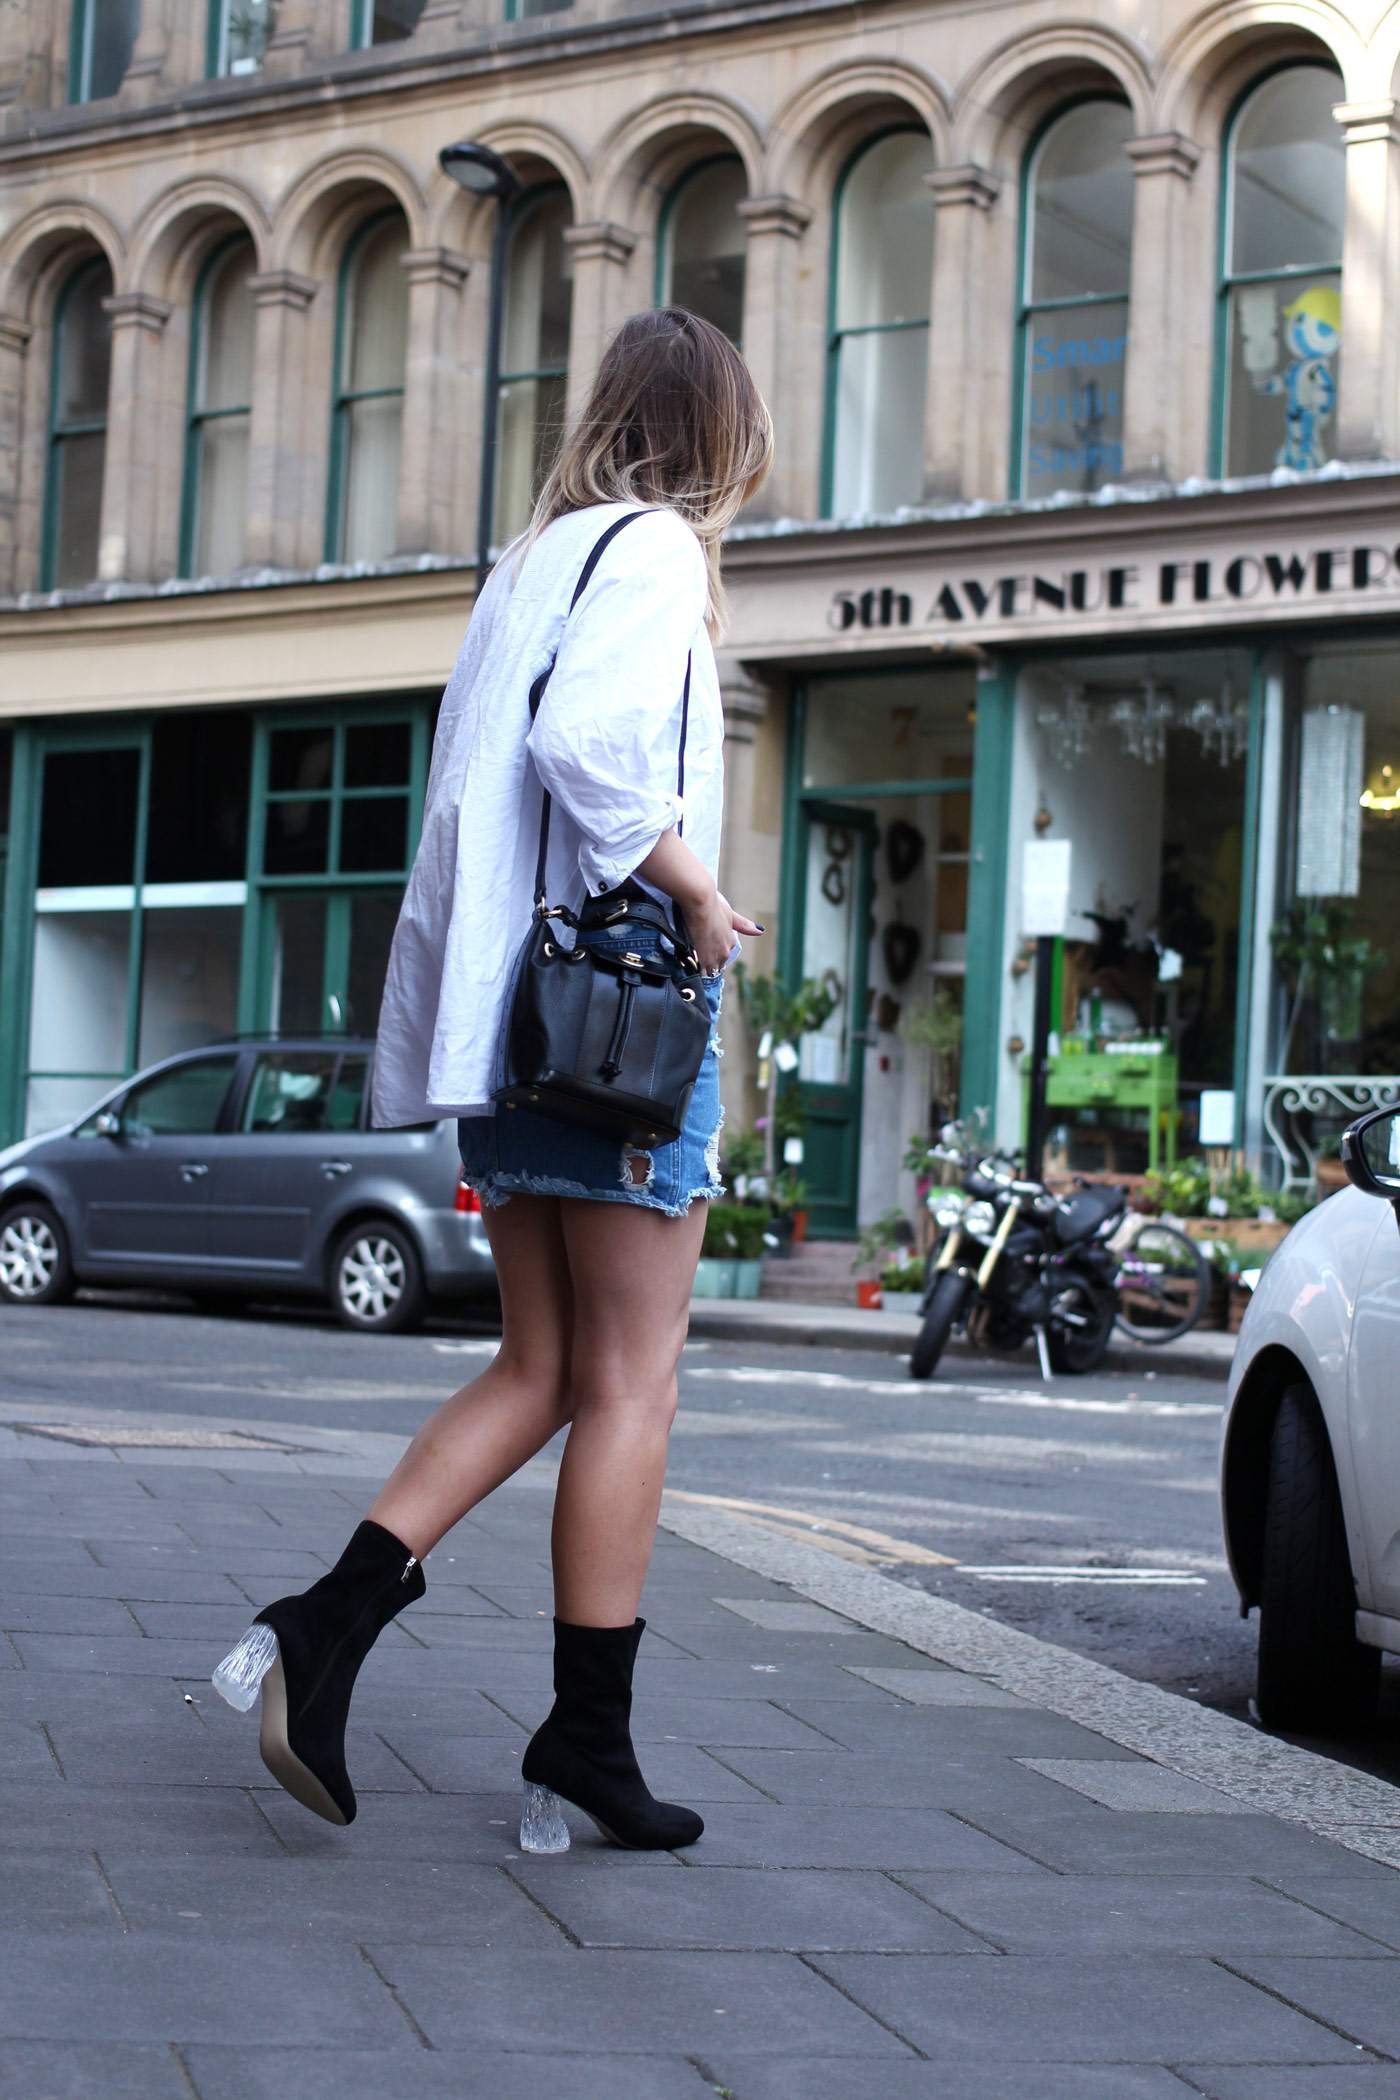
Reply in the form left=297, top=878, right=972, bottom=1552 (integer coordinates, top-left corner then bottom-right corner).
left=1222, top=1103, right=1400, bottom=1732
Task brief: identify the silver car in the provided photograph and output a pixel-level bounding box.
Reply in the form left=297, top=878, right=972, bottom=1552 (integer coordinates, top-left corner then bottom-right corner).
left=0, top=1037, right=495, bottom=1334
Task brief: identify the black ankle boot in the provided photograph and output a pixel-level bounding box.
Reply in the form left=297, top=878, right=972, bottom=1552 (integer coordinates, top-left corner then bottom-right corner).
left=212, top=1518, right=425, bottom=1825
left=519, top=1616, right=704, bottom=1852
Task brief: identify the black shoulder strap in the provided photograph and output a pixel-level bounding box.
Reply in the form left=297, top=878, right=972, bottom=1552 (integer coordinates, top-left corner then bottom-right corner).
left=528, top=510, right=694, bottom=909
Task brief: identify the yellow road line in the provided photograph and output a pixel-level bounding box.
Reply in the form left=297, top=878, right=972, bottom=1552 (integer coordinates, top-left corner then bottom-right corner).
left=663, top=1488, right=955, bottom=1567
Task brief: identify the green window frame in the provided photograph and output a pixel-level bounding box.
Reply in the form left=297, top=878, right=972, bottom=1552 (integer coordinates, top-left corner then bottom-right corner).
left=40, top=255, right=112, bottom=593
left=1210, top=61, right=1345, bottom=477
left=67, top=0, right=141, bottom=102
left=252, top=710, right=425, bottom=890
left=820, top=125, right=933, bottom=520
left=502, top=0, right=573, bottom=19
left=654, top=154, right=747, bottom=346
left=206, top=0, right=274, bottom=78
left=324, top=208, right=408, bottom=565
left=179, top=233, right=255, bottom=580
left=1009, top=96, right=1134, bottom=501
left=491, top=181, right=572, bottom=550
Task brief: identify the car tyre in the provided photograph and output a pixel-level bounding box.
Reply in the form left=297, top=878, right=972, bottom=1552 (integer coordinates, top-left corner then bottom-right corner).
left=0, top=1200, right=76, bottom=1306
left=1257, top=1382, right=1379, bottom=1733
left=330, top=1219, right=427, bottom=1335
left=910, top=1270, right=970, bottom=1381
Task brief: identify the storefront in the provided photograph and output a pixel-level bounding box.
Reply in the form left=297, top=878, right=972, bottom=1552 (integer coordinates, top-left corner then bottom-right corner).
left=0, top=695, right=432, bottom=1143
left=731, top=471, right=1400, bottom=1232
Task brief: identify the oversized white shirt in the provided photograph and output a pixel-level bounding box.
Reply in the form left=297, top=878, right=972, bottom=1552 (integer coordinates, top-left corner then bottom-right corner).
left=369, top=502, right=725, bottom=1125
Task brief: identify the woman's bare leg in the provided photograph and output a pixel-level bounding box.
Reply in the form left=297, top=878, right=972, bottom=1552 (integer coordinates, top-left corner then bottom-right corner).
left=550, top=1195, right=708, bottom=1625
left=367, top=1193, right=573, bottom=1558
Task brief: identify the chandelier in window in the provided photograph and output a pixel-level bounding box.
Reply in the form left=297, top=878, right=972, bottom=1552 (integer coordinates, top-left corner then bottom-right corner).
left=1107, top=679, right=1174, bottom=765
left=1033, top=683, right=1092, bottom=768
left=1185, top=679, right=1249, bottom=766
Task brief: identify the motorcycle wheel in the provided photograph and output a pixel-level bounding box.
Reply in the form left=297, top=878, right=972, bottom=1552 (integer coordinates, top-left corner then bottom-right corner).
left=910, top=1270, right=971, bottom=1381
left=1046, top=1278, right=1117, bottom=1374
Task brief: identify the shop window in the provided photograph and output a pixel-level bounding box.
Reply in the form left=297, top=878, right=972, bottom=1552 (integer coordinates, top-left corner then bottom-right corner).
left=42, top=257, right=112, bottom=590
left=262, top=716, right=415, bottom=879
left=800, top=670, right=975, bottom=793
left=1015, top=101, right=1134, bottom=499
left=1217, top=65, right=1345, bottom=476
left=494, top=186, right=573, bottom=547
left=208, top=0, right=274, bottom=76
left=38, top=746, right=140, bottom=889
left=658, top=158, right=747, bottom=345
left=350, top=0, right=427, bottom=43
left=1275, top=650, right=1400, bottom=1079
left=181, top=237, right=256, bottom=579
left=1024, top=648, right=1254, bottom=1170
left=69, top=0, right=141, bottom=101
left=823, top=130, right=934, bottom=519
left=146, top=713, right=252, bottom=884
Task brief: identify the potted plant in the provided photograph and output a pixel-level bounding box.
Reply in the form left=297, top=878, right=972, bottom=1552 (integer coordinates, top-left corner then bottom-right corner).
left=851, top=1208, right=912, bottom=1309
left=695, top=1200, right=771, bottom=1299
left=901, top=990, right=964, bottom=1130
left=732, top=965, right=838, bottom=1191
left=1270, top=904, right=1388, bottom=1073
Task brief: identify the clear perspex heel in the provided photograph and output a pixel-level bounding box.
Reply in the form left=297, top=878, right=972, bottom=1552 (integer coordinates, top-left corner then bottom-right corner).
left=212, top=1621, right=279, bottom=1712
left=519, top=1780, right=572, bottom=1854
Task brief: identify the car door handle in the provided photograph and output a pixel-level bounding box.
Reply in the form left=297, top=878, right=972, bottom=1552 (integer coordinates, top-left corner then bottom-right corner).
left=179, top=1163, right=210, bottom=1181
left=320, top=1160, right=353, bottom=1178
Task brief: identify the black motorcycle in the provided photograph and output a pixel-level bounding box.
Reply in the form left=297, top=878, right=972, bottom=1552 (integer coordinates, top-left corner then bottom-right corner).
left=910, top=1135, right=1123, bottom=1382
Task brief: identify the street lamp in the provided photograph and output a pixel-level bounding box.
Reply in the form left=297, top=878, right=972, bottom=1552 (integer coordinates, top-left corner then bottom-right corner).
left=439, top=141, right=523, bottom=597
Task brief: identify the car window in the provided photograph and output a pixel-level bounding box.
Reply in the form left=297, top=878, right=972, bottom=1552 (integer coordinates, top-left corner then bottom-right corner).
left=122, top=1056, right=239, bottom=1139
left=241, top=1050, right=342, bottom=1135
left=327, top=1055, right=369, bottom=1132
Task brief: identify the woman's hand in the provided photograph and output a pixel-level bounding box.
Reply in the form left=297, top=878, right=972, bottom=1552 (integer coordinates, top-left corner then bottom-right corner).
left=689, top=887, right=762, bottom=976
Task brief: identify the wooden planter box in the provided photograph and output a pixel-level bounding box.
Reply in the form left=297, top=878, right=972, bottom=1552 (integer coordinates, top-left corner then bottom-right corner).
left=1182, top=1217, right=1292, bottom=1254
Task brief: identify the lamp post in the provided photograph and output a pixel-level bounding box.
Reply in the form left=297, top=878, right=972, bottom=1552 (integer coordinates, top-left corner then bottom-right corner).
left=438, top=141, right=522, bottom=599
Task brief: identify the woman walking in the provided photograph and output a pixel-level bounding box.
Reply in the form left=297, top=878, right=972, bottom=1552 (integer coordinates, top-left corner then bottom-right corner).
left=212, top=308, right=772, bottom=1854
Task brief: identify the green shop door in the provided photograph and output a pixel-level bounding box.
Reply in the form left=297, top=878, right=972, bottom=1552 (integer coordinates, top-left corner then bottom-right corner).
left=791, top=801, right=875, bottom=1237
left=255, top=888, right=401, bottom=1036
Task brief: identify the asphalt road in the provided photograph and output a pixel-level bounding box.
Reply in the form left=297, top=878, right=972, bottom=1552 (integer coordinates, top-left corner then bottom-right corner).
left=5, top=1285, right=1398, bottom=1786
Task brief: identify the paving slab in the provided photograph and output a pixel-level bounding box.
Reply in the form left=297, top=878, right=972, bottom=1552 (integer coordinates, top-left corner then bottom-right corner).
left=0, top=2042, right=195, bottom=2099
left=706, top=2063, right=1195, bottom=2100
left=181, top=2046, right=716, bottom=2100
left=1186, top=2071, right=1400, bottom=2099
left=367, top=1943, right=912, bottom=2056
left=807, top=1952, right=1360, bottom=2062
left=1228, top=1956, right=1400, bottom=2057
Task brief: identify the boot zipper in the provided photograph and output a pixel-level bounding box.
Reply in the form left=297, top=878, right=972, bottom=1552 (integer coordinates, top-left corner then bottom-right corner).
left=401, top=1554, right=418, bottom=1582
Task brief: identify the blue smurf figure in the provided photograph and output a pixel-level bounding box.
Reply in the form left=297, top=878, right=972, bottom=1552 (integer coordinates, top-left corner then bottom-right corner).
left=1240, top=284, right=1341, bottom=470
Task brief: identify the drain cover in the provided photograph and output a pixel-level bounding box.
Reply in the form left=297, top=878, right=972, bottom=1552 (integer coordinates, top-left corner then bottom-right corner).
left=14, top=1423, right=310, bottom=1452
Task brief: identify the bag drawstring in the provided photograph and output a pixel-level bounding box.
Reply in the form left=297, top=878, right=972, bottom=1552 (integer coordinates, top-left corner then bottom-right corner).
left=602, top=973, right=638, bottom=1081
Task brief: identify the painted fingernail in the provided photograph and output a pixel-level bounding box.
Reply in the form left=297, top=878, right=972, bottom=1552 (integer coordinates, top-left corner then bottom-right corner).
left=754, top=924, right=766, bottom=933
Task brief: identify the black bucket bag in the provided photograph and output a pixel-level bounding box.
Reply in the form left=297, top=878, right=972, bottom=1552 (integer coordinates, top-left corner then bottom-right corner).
left=493, top=512, right=712, bottom=1146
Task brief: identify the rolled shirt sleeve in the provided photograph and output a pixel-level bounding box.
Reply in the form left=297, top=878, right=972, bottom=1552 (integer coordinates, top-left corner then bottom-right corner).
left=524, top=508, right=707, bottom=896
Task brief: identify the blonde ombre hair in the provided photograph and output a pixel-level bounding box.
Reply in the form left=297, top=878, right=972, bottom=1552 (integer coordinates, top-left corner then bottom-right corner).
left=513, top=307, right=773, bottom=639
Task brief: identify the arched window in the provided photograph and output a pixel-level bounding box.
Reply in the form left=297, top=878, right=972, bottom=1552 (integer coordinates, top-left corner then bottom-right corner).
left=1015, top=100, right=1134, bottom=499
left=326, top=212, right=409, bottom=565
left=42, top=258, right=113, bottom=590
left=208, top=0, right=274, bottom=76
left=69, top=0, right=141, bottom=102
left=823, top=129, right=934, bottom=518
left=350, top=0, right=427, bottom=44
left=494, top=185, right=573, bottom=546
left=181, top=236, right=256, bottom=578
left=1217, top=65, right=1345, bottom=475
left=658, top=156, right=747, bottom=344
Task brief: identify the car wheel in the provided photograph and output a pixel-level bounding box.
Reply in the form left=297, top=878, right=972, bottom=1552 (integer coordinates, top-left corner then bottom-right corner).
left=330, top=1219, right=426, bottom=1335
left=909, top=1270, right=970, bottom=1381
left=0, top=1201, right=76, bottom=1306
left=1257, top=1382, right=1379, bottom=1733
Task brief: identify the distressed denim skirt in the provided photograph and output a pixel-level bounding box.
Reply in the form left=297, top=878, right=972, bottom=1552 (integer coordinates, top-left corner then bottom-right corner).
left=456, top=920, right=726, bottom=1220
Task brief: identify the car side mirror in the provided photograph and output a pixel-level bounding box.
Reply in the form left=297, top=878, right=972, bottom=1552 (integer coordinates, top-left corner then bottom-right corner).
left=93, top=1110, right=121, bottom=1139
left=1340, top=1105, right=1400, bottom=1203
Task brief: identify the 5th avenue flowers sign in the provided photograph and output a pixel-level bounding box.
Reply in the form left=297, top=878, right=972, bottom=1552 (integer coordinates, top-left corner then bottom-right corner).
left=827, top=538, right=1400, bottom=638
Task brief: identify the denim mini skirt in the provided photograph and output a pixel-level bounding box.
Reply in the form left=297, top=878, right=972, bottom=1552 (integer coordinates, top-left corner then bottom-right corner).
left=457, top=918, right=726, bottom=1219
